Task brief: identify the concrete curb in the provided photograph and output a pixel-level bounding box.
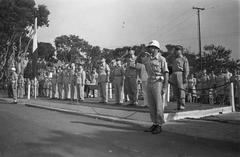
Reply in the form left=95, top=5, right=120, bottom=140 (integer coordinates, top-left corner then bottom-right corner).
left=25, top=103, right=151, bottom=127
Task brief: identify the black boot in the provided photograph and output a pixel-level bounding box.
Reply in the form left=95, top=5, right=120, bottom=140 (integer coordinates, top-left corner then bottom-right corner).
left=152, top=125, right=162, bottom=134
left=144, top=125, right=157, bottom=132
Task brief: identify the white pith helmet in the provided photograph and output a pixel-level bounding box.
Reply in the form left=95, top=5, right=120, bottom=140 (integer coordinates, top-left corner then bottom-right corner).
left=147, top=40, right=160, bottom=49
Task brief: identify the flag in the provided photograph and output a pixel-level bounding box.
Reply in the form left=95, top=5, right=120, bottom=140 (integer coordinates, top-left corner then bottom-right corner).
left=32, top=17, right=38, bottom=78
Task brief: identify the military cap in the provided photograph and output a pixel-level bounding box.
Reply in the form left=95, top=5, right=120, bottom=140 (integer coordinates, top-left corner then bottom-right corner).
left=175, top=45, right=183, bottom=51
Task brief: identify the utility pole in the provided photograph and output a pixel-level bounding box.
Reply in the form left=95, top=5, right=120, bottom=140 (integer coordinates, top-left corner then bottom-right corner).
left=193, top=6, right=205, bottom=71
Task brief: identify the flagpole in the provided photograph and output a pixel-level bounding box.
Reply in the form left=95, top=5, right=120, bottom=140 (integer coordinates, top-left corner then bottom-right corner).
left=33, top=16, right=38, bottom=99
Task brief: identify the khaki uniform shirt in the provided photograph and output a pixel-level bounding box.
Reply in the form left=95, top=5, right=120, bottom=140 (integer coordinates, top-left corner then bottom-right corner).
left=112, top=66, right=124, bottom=78
left=143, top=54, right=169, bottom=82
left=18, top=75, right=24, bottom=87
left=172, top=56, right=189, bottom=80
left=69, top=70, right=76, bottom=85
left=75, top=70, right=86, bottom=85
left=125, top=56, right=138, bottom=77
left=57, top=71, right=64, bottom=84
left=98, top=63, right=110, bottom=83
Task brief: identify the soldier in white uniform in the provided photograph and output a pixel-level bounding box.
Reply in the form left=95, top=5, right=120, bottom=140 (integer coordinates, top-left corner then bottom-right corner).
left=76, top=65, right=86, bottom=101
left=98, top=58, right=110, bottom=103
left=9, top=67, right=18, bottom=103
left=143, top=40, right=169, bottom=134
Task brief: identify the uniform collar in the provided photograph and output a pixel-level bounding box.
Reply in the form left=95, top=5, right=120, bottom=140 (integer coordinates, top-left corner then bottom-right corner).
left=151, top=54, right=159, bottom=60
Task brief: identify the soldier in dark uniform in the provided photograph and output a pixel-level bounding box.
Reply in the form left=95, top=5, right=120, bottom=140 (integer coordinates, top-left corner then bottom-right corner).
left=124, top=49, right=139, bottom=106
left=112, top=58, right=125, bottom=105
left=171, top=45, right=189, bottom=110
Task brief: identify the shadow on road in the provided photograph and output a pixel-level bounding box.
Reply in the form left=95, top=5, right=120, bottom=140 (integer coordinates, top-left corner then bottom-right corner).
left=70, top=120, right=143, bottom=131
left=22, top=124, right=240, bottom=157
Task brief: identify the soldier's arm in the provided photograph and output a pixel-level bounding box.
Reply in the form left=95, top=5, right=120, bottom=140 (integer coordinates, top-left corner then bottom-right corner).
left=162, top=58, right=169, bottom=89
left=183, top=58, right=189, bottom=83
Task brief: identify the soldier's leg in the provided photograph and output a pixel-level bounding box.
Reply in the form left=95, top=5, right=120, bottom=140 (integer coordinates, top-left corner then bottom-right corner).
left=176, top=73, right=185, bottom=109
left=152, top=82, right=164, bottom=125
left=99, top=82, right=103, bottom=102
left=130, top=77, right=138, bottom=105
left=142, top=81, right=148, bottom=107
left=80, top=84, right=84, bottom=100
left=114, top=82, right=119, bottom=103
left=70, top=84, right=75, bottom=101
left=147, top=82, right=158, bottom=124
left=119, top=82, right=124, bottom=104
left=171, top=74, right=178, bottom=102
left=76, top=84, right=80, bottom=101
left=17, top=86, right=20, bottom=98
left=127, top=77, right=134, bottom=104
left=20, top=86, right=24, bottom=98
left=8, top=83, right=12, bottom=98
left=104, top=82, right=108, bottom=102
left=52, top=83, right=55, bottom=98
left=58, top=83, right=62, bottom=99
left=12, top=84, right=17, bottom=102
left=63, top=83, right=66, bottom=99
left=134, top=79, right=139, bottom=104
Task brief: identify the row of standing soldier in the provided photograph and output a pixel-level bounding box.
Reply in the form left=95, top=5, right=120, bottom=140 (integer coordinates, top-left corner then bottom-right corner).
left=7, top=39, right=240, bottom=134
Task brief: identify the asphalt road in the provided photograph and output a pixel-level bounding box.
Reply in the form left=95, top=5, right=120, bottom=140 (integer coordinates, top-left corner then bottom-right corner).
left=0, top=100, right=239, bottom=157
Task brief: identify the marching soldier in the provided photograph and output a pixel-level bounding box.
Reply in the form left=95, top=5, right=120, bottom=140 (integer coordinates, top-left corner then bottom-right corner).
left=75, top=64, right=86, bottom=101
left=143, top=40, right=169, bottom=134
left=98, top=58, right=110, bottom=103
left=112, top=58, right=125, bottom=105
left=9, top=67, right=18, bottom=103
left=124, top=49, right=139, bottom=106
left=171, top=45, right=189, bottom=110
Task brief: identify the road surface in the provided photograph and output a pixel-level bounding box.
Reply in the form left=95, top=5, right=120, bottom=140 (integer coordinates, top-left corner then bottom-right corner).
left=0, top=100, right=239, bottom=157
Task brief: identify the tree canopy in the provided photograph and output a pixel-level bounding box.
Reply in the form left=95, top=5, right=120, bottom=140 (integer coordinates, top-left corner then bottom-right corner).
left=0, top=0, right=50, bottom=80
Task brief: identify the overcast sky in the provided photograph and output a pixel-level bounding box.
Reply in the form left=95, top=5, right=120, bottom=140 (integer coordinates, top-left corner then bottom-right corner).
left=37, top=0, right=240, bottom=59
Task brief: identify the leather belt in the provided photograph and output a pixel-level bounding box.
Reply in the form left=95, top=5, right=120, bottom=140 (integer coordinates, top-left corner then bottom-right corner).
left=148, top=75, right=164, bottom=80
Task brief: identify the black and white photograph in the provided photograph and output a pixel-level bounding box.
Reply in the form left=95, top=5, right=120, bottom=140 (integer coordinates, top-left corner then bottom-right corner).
left=0, top=0, right=239, bottom=156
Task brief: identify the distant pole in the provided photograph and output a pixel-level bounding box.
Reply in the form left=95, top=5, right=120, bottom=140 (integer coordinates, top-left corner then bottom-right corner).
left=193, top=6, right=205, bottom=71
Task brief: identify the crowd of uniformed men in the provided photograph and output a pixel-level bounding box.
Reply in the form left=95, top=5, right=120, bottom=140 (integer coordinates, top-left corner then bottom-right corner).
left=7, top=40, right=240, bottom=134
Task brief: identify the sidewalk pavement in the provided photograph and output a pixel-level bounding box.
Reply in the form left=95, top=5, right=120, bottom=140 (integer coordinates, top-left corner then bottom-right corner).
left=0, top=95, right=239, bottom=143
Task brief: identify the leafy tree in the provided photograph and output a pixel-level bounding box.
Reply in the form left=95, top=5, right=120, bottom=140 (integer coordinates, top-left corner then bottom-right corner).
left=202, top=44, right=239, bottom=74
left=0, top=0, right=50, bottom=80
left=55, top=35, right=91, bottom=63
left=38, top=42, right=55, bottom=61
